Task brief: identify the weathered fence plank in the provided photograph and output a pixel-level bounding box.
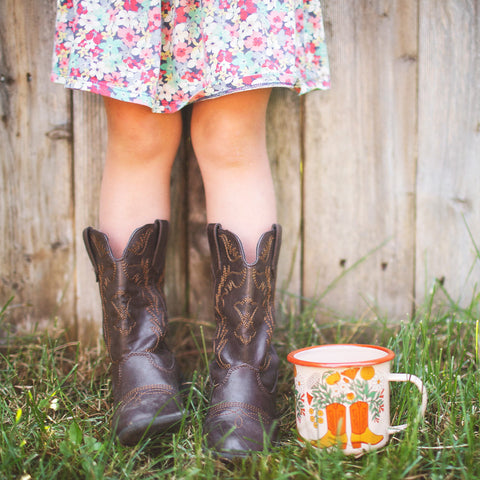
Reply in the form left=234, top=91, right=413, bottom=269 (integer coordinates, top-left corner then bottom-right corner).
left=0, top=0, right=74, bottom=334
left=1, top=0, right=479, bottom=342
left=72, top=92, right=106, bottom=342
left=416, top=0, right=480, bottom=307
left=303, top=0, right=419, bottom=320
left=267, top=89, right=303, bottom=307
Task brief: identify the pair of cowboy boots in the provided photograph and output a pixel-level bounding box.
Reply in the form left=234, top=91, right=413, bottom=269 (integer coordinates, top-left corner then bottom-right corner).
left=84, top=220, right=281, bottom=457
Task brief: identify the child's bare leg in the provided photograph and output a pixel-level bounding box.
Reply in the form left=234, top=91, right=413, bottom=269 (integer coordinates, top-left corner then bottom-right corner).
left=190, top=89, right=276, bottom=262
left=100, top=97, right=182, bottom=257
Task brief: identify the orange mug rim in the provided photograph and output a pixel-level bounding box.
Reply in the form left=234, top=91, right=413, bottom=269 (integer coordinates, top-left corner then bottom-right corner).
left=287, top=343, right=395, bottom=368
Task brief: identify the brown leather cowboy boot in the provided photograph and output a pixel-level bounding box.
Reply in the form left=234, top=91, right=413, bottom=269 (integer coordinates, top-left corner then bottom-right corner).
left=83, top=220, right=183, bottom=445
left=204, top=223, right=281, bottom=457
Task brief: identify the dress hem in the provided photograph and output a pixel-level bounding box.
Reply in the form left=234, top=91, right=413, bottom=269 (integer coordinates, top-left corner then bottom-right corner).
left=51, top=73, right=331, bottom=113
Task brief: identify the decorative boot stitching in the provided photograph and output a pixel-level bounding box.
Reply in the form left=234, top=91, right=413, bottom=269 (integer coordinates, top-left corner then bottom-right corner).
left=118, top=384, right=176, bottom=408
left=126, top=229, right=153, bottom=257
left=213, top=363, right=275, bottom=394
left=213, top=265, right=247, bottom=369
left=258, top=234, right=274, bottom=263
left=91, top=234, right=110, bottom=259
left=207, top=401, right=274, bottom=423
left=233, top=297, right=258, bottom=345
left=219, top=233, right=242, bottom=262
left=111, top=289, right=136, bottom=336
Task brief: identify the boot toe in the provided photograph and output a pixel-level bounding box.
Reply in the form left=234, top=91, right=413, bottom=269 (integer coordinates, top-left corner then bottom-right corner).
left=114, top=385, right=184, bottom=445
left=204, top=402, right=277, bottom=457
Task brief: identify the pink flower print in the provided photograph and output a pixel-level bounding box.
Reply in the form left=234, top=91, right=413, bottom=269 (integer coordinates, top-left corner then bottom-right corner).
left=306, top=41, right=316, bottom=54
left=59, top=57, right=69, bottom=70
left=225, top=23, right=239, bottom=38
left=272, top=48, right=284, bottom=60
left=308, top=14, right=322, bottom=30
left=70, top=68, right=81, bottom=77
left=243, top=74, right=261, bottom=85
left=124, top=0, right=140, bottom=11
left=239, top=0, right=257, bottom=20
left=175, top=6, right=187, bottom=23
left=55, top=42, right=69, bottom=57
left=123, top=56, right=139, bottom=69
left=283, top=37, right=295, bottom=54
left=268, top=11, right=285, bottom=33
left=90, top=78, right=111, bottom=97
left=227, top=64, right=240, bottom=76
left=141, top=69, right=156, bottom=83
left=76, top=3, right=87, bottom=15
left=295, top=9, right=304, bottom=31
left=139, top=48, right=154, bottom=61
left=172, top=90, right=188, bottom=105
left=181, top=70, right=201, bottom=82
left=85, top=30, right=103, bottom=45
left=162, top=26, right=173, bottom=44
left=262, top=58, right=277, bottom=70
left=90, top=45, right=103, bottom=59
left=108, top=8, right=119, bottom=22
left=118, top=27, right=141, bottom=48
left=279, top=72, right=294, bottom=83
left=219, top=0, right=229, bottom=9
left=173, top=42, right=192, bottom=63
left=195, top=57, right=205, bottom=71
left=148, top=7, right=162, bottom=30
left=104, top=72, right=126, bottom=87
left=217, top=50, right=233, bottom=63
left=245, top=32, right=265, bottom=52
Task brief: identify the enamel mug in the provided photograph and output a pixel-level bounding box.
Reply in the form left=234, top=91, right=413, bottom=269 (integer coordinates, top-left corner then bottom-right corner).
left=287, top=344, right=427, bottom=456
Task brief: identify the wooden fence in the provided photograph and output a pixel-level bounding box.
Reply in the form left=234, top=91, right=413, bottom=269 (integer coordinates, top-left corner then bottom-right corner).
left=1, top=0, right=479, bottom=344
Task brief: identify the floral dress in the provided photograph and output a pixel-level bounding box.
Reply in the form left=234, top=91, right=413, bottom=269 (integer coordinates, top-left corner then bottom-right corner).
left=52, top=0, right=330, bottom=113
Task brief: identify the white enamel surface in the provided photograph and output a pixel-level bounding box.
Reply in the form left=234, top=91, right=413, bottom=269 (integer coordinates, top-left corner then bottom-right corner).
left=293, top=345, right=389, bottom=365
left=292, top=350, right=427, bottom=456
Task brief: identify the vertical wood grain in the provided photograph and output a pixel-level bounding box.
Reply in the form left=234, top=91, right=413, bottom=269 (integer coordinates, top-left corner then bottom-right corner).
left=0, top=0, right=74, bottom=334
left=186, top=128, right=211, bottom=323
left=416, top=0, right=480, bottom=307
left=267, top=89, right=303, bottom=312
left=72, top=91, right=106, bottom=344
left=303, top=0, right=419, bottom=320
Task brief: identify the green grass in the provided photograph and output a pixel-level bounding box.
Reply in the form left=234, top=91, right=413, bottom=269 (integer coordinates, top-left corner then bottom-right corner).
left=0, top=283, right=479, bottom=480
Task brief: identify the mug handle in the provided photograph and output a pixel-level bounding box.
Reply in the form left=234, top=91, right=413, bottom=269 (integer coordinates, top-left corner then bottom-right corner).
left=387, top=373, right=428, bottom=434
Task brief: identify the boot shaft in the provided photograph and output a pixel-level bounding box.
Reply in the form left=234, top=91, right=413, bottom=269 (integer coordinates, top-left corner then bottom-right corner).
left=207, top=223, right=282, bottom=371
left=83, top=220, right=170, bottom=361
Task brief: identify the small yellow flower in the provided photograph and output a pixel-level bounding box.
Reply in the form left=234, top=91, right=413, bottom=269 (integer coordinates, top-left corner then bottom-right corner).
left=15, top=408, right=22, bottom=424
